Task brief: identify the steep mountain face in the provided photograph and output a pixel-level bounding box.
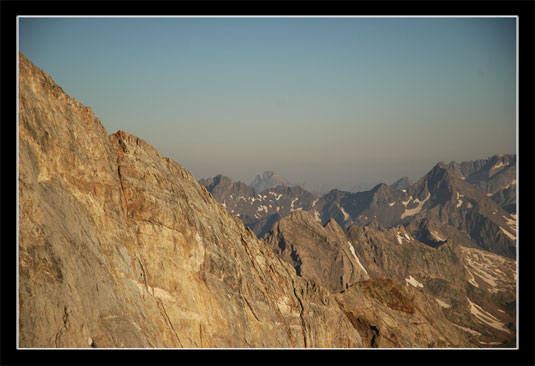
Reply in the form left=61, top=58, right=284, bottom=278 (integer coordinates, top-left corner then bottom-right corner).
left=447, top=155, right=516, bottom=213
left=250, top=170, right=290, bottom=192
left=390, top=176, right=413, bottom=191
left=19, top=53, right=365, bottom=348
left=312, top=184, right=406, bottom=229
left=402, top=163, right=516, bottom=258
left=310, top=163, right=516, bottom=259
left=19, top=53, right=478, bottom=348
left=199, top=177, right=317, bottom=237
left=263, top=211, right=370, bottom=293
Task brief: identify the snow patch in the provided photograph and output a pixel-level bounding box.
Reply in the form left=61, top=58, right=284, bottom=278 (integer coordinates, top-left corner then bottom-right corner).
left=468, top=298, right=510, bottom=333
left=340, top=205, right=350, bottom=221
left=405, top=275, right=423, bottom=288
left=453, top=324, right=481, bottom=336
left=388, top=202, right=395, bottom=207
left=347, top=241, right=368, bottom=275
left=430, top=230, right=445, bottom=242
left=312, top=198, right=319, bottom=207
left=500, top=227, right=516, bottom=242
left=257, top=205, right=268, bottom=213
left=290, top=197, right=299, bottom=211
left=466, top=269, right=479, bottom=288
left=400, top=193, right=430, bottom=219
left=395, top=231, right=403, bottom=245
left=457, top=200, right=463, bottom=208
left=435, top=298, right=451, bottom=308
left=504, top=215, right=516, bottom=232
left=462, top=246, right=515, bottom=294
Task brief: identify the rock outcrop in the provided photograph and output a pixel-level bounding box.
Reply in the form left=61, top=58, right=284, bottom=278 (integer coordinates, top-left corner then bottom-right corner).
left=18, top=53, right=474, bottom=348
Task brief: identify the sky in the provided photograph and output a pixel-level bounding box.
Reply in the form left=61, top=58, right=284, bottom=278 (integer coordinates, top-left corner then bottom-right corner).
left=18, top=17, right=517, bottom=191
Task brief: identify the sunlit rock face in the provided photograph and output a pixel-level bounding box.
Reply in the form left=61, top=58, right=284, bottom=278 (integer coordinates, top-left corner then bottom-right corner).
left=19, top=52, right=369, bottom=348
left=18, top=52, right=478, bottom=349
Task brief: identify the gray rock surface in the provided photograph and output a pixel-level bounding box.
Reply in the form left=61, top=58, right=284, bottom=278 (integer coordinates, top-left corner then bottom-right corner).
left=447, top=155, right=516, bottom=213
left=263, top=211, right=370, bottom=293
left=311, top=163, right=516, bottom=259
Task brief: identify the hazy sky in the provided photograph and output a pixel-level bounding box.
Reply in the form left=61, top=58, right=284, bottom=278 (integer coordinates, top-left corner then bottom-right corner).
left=18, top=17, right=516, bottom=190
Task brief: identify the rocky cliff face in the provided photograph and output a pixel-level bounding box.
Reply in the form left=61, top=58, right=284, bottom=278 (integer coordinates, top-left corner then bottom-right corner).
left=19, top=53, right=475, bottom=348
left=19, top=53, right=363, bottom=348
left=264, top=211, right=370, bottom=293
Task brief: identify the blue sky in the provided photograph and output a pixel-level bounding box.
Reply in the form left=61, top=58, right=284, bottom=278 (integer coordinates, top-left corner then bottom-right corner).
left=18, top=17, right=516, bottom=190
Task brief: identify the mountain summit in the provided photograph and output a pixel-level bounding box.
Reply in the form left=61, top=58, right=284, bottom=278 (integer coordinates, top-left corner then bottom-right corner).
left=250, top=170, right=290, bottom=192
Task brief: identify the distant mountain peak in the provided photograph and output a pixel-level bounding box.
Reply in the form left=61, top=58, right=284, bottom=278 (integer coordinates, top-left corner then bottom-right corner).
left=391, top=176, right=413, bottom=191
left=261, top=170, right=277, bottom=179
left=371, top=183, right=390, bottom=193
left=250, top=170, right=290, bottom=192
left=432, top=161, right=448, bottom=171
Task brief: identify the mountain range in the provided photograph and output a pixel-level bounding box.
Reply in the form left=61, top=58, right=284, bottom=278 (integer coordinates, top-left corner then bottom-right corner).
left=200, top=158, right=517, bottom=259
left=18, top=52, right=516, bottom=348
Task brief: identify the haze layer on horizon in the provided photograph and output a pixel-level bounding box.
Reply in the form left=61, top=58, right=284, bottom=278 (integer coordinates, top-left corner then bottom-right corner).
left=18, top=17, right=517, bottom=190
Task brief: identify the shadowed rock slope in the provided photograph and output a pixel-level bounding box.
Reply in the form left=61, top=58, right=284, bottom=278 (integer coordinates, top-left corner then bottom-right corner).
left=19, top=53, right=473, bottom=348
